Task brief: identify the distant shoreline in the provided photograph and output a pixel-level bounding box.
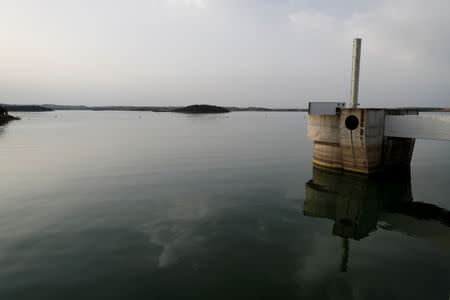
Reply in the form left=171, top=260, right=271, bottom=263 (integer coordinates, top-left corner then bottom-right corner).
left=1, top=103, right=449, bottom=113
left=41, top=104, right=308, bottom=112
left=1, top=104, right=307, bottom=112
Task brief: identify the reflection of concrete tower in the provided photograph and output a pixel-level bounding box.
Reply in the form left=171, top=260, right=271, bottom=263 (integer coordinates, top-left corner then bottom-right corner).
left=304, top=166, right=413, bottom=272
left=304, top=166, right=450, bottom=271
left=304, top=167, right=413, bottom=240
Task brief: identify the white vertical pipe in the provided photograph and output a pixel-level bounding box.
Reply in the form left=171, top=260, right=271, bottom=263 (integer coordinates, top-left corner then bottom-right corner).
left=351, top=38, right=362, bottom=109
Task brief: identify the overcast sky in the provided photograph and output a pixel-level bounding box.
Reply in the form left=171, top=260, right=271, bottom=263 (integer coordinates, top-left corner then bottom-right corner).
left=1, top=0, right=449, bottom=107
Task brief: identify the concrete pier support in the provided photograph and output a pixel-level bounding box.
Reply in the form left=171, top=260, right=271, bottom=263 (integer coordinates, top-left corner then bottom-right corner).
left=308, top=107, right=418, bottom=174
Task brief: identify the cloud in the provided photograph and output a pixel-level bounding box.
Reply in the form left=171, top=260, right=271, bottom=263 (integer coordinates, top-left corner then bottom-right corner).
left=166, top=0, right=207, bottom=9
left=289, top=0, right=450, bottom=68
left=1, top=0, right=449, bottom=106
left=287, top=0, right=450, bottom=106
left=289, top=10, right=337, bottom=34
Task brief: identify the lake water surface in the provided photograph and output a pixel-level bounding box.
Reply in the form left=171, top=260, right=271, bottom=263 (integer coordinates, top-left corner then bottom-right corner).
left=0, top=111, right=449, bottom=299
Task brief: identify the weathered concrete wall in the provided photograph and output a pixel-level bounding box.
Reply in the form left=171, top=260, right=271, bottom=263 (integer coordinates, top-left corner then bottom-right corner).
left=313, top=141, right=343, bottom=169
left=309, top=112, right=349, bottom=171
left=307, top=114, right=340, bottom=143
left=307, top=108, right=416, bottom=174
left=338, top=109, right=385, bottom=172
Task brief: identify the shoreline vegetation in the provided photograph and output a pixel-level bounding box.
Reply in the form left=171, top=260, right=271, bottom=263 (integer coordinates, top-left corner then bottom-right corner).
left=0, top=114, right=20, bottom=123
left=0, top=106, right=20, bottom=124
left=0, top=103, right=449, bottom=113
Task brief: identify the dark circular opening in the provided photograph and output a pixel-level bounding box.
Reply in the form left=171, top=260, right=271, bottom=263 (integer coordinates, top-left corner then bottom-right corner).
left=345, top=115, right=359, bottom=130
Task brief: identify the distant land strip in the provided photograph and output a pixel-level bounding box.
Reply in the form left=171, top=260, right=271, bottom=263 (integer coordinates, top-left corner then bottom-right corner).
left=40, top=104, right=307, bottom=112
left=15, top=104, right=307, bottom=112
left=0, top=103, right=307, bottom=112
left=1, top=103, right=449, bottom=113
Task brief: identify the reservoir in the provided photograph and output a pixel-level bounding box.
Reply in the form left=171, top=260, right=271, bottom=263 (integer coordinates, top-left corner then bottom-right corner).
left=0, top=111, right=449, bottom=299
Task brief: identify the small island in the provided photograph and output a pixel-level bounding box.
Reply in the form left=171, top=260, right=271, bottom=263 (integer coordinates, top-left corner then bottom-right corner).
left=172, top=105, right=230, bottom=114
left=0, top=106, right=20, bottom=124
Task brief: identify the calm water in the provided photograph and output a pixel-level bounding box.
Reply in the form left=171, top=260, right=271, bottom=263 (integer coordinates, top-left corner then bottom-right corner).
left=0, top=111, right=449, bottom=299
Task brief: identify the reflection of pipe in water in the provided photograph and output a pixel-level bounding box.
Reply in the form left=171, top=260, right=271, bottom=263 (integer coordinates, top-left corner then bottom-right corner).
left=340, top=238, right=349, bottom=272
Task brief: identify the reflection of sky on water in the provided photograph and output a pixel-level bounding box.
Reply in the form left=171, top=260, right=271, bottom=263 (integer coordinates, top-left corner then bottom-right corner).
left=0, top=111, right=449, bottom=299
